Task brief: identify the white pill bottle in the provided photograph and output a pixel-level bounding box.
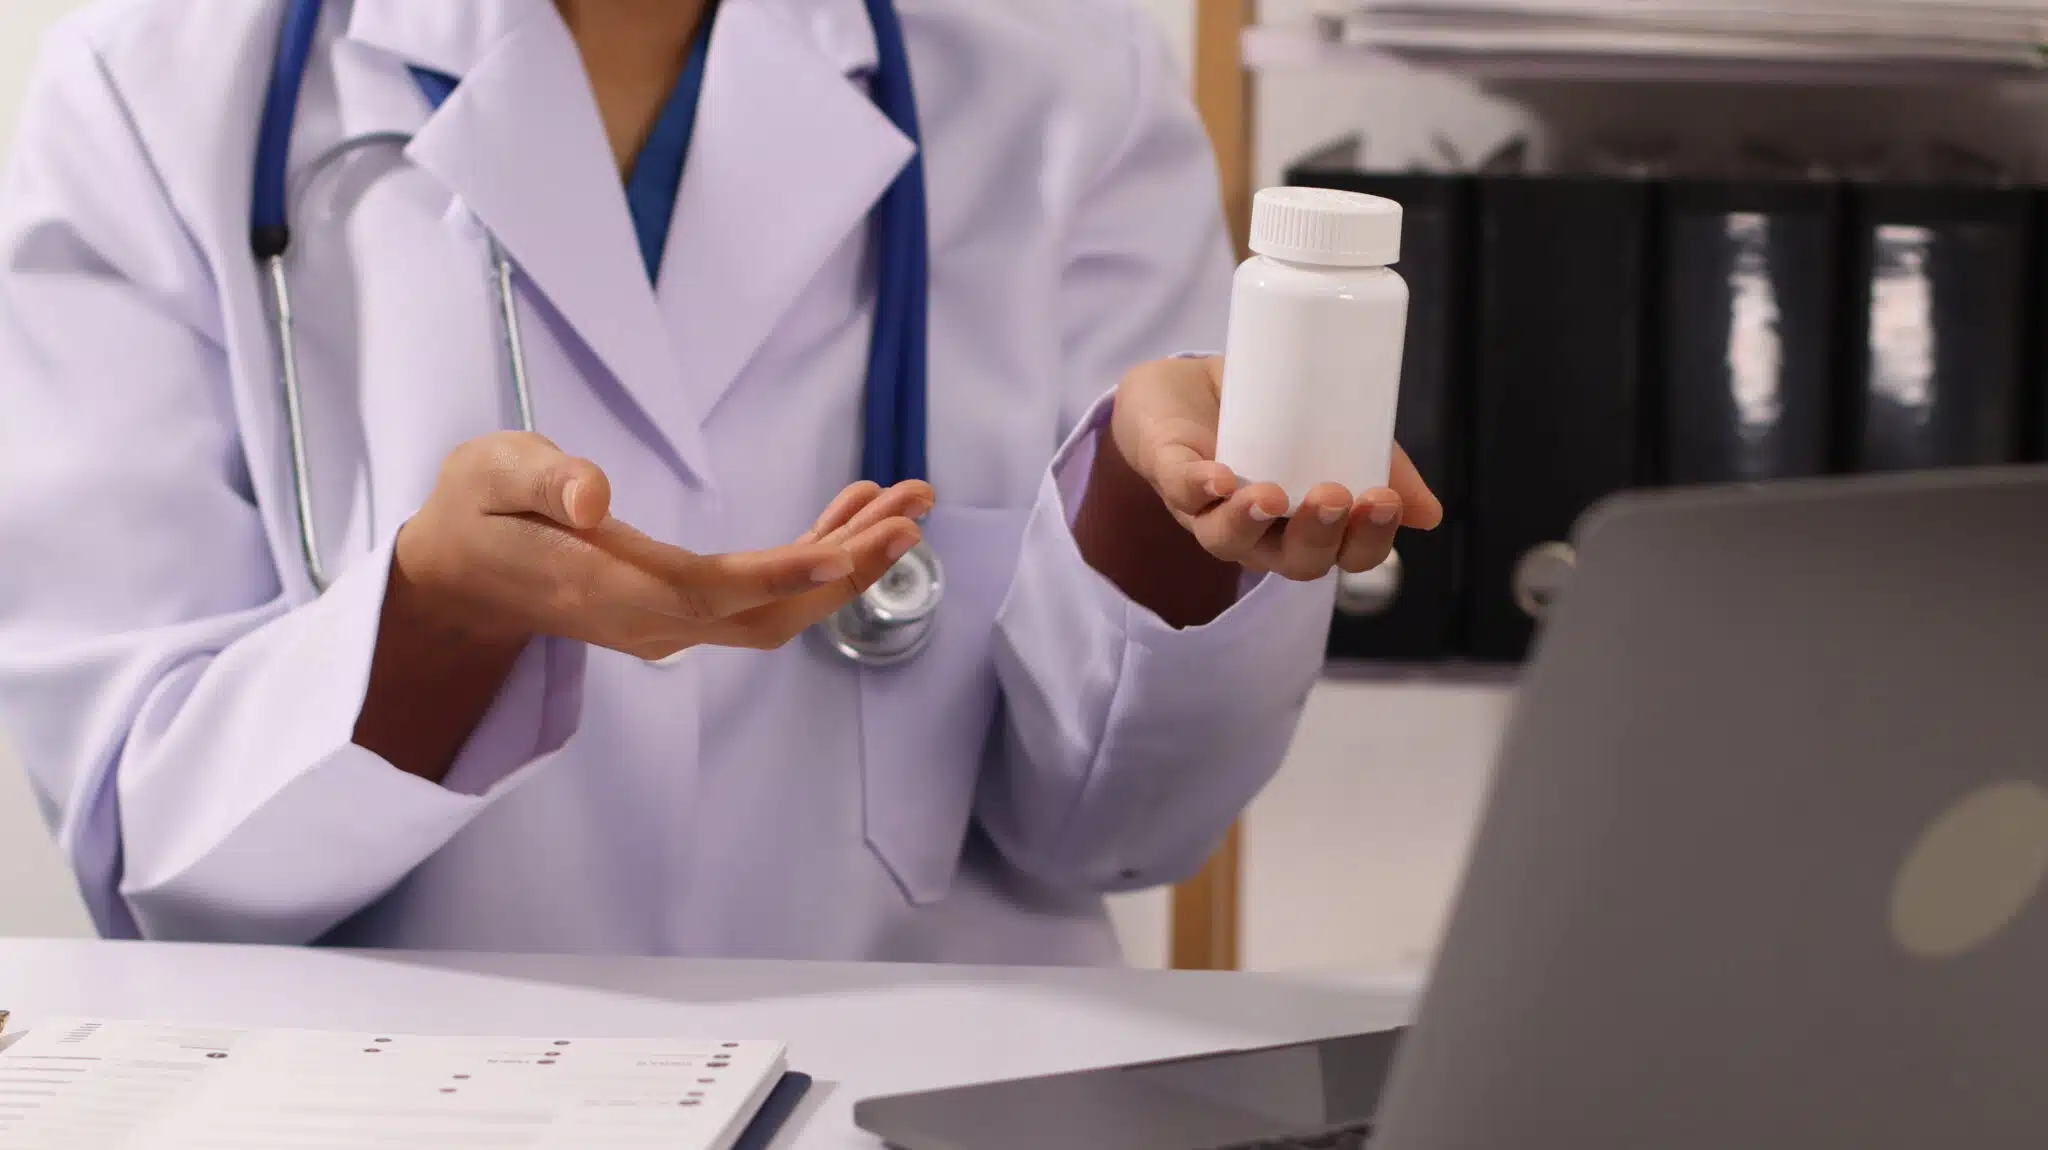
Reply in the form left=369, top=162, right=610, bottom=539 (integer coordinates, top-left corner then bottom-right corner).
left=1214, top=186, right=1408, bottom=512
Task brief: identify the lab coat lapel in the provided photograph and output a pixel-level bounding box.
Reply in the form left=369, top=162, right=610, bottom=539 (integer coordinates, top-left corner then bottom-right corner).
left=658, top=0, right=914, bottom=426
left=350, top=0, right=712, bottom=483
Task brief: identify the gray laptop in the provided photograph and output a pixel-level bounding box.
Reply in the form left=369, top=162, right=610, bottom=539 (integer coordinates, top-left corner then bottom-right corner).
left=856, top=465, right=2048, bottom=1149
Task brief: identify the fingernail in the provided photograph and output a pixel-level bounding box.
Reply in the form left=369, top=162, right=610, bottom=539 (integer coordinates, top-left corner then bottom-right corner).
left=810, top=556, right=854, bottom=583
left=887, top=535, right=916, bottom=563
left=1204, top=478, right=1228, bottom=499
left=1318, top=504, right=1344, bottom=526
left=561, top=479, right=583, bottom=515
left=1369, top=502, right=1399, bottom=526
left=1249, top=505, right=1276, bottom=523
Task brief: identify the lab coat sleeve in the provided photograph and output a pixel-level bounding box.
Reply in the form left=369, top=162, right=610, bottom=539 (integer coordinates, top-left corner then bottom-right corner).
left=978, top=5, right=1336, bottom=894
left=0, top=27, right=580, bottom=945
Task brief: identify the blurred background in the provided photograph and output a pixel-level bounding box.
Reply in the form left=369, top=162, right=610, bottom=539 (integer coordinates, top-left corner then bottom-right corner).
left=6, top=0, right=2039, bottom=976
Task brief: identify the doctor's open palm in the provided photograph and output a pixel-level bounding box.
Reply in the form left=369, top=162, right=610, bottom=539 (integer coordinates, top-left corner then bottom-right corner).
left=353, top=431, right=930, bottom=781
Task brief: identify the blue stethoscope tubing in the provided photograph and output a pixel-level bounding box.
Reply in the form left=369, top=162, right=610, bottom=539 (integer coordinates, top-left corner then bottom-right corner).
left=251, top=0, right=942, bottom=665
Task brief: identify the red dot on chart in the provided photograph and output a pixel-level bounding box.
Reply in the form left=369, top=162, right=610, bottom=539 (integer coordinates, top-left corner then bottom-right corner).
left=362, top=1049, right=381, bottom=1054
left=440, top=1088, right=457, bottom=1094
left=538, top=1060, right=556, bottom=1065
left=679, top=1100, right=700, bottom=1107
left=699, top=1078, right=715, bottom=1084
left=553, top=1040, right=571, bottom=1047
left=453, top=1074, right=471, bottom=1080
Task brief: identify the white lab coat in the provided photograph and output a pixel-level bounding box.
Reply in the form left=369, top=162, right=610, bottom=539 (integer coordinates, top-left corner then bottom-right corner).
left=0, top=0, right=1336, bottom=962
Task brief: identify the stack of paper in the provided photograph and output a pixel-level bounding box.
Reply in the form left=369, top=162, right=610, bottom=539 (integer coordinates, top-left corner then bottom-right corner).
left=1316, top=0, right=2048, bottom=76
left=0, top=1018, right=792, bottom=1150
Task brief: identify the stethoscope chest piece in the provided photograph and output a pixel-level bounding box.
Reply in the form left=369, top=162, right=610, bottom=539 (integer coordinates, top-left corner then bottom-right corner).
left=1334, top=546, right=1404, bottom=617
left=819, top=539, right=944, bottom=667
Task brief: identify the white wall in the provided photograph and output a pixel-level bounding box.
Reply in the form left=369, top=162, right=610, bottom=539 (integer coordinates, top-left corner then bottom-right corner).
left=0, top=734, right=91, bottom=937
left=0, top=0, right=95, bottom=939
left=0, top=0, right=78, bottom=166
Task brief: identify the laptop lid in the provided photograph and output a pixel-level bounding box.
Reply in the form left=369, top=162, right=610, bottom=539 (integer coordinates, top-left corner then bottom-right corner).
left=1373, top=466, right=2048, bottom=1149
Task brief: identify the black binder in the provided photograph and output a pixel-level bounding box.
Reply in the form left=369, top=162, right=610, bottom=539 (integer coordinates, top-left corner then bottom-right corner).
left=2037, top=189, right=2048, bottom=464
left=1841, top=184, right=2032, bottom=472
left=1286, top=166, right=1473, bottom=661
left=1467, top=176, right=1655, bottom=662
left=1660, top=180, right=1840, bottom=485
left=734, top=1073, right=812, bottom=1150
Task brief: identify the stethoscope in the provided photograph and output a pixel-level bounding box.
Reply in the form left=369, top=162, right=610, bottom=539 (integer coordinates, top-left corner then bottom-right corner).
left=250, top=0, right=943, bottom=667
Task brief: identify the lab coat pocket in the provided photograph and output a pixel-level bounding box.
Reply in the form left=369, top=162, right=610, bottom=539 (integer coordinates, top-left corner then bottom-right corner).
left=859, top=504, right=1031, bottom=905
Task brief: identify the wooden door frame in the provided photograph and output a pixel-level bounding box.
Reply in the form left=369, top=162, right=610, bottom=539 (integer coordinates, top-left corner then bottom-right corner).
left=1170, top=0, right=1256, bottom=972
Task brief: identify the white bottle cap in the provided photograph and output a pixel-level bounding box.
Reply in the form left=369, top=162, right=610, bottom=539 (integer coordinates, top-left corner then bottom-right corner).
left=1248, top=186, right=1402, bottom=268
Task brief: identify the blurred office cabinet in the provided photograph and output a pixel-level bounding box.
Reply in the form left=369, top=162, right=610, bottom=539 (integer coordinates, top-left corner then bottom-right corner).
left=1276, top=147, right=2043, bottom=668
left=1843, top=184, right=2032, bottom=472
left=1661, top=180, right=1840, bottom=484
left=1287, top=157, right=1474, bottom=661
left=1466, top=177, right=1654, bottom=662
left=2040, top=188, right=2048, bottom=462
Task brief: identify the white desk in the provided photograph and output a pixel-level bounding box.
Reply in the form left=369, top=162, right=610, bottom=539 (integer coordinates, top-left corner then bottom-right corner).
left=0, top=939, right=1418, bottom=1148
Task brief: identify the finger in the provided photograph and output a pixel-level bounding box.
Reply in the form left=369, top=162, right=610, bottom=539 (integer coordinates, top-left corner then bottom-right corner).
left=619, top=633, right=691, bottom=663
left=1189, top=482, right=1288, bottom=562
left=1271, top=482, right=1352, bottom=580
left=799, top=481, right=883, bottom=543
left=1390, top=443, right=1444, bottom=530
left=819, top=480, right=934, bottom=547
left=1152, top=441, right=1238, bottom=517
left=1337, top=491, right=1404, bottom=573
left=471, top=432, right=612, bottom=530
left=661, top=542, right=863, bottom=620
left=502, top=530, right=699, bottom=648
left=584, top=519, right=856, bottom=621
left=709, top=516, right=924, bottom=648
left=829, top=514, right=923, bottom=599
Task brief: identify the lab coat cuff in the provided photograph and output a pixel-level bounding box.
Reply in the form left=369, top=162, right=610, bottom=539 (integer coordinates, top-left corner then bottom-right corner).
left=1047, top=385, right=1335, bottom=646
left=992, top=392, right=1332, bottom=892
left=436, top=636, right=586, bottom=797
left=299, top=536, right=579, bottom=811
left=325, top=537, right=580, bottom=804
left=118, top=536, right=571, bottom=941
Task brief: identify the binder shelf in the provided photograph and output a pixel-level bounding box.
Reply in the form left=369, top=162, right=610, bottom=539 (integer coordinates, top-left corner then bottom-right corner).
left=1243, top=24, right=2048, bottom=89
left=1290, top=162, right=2048, bottom=667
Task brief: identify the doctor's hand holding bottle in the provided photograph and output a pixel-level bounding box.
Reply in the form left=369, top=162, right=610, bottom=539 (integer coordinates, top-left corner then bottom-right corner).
left=1074, top=353, right=1443, bottom=629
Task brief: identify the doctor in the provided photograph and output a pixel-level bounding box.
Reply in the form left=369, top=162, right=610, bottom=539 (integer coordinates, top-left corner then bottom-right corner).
left=0, top=0, right=1440, bottom=962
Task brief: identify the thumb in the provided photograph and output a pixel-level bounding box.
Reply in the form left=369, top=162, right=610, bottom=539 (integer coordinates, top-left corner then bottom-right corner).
left=473, top=432, right=611, bottom=529
left=544, top=459, right=611, bottom=530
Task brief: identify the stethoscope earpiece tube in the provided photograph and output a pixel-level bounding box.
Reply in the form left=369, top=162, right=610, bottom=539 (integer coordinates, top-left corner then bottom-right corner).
left=489, top=238, right=537, bottom=434
left=825, top=0, right=946, bottom=668
left=255, top=0, right=940, bottom=665
left=250, top=0, right=324, bottom=260
left=262, top=255, right=331, bottom=595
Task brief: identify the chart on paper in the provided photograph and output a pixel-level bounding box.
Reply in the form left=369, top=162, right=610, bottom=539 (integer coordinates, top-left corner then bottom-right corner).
left=0, top=1017, right=786, bottom=1149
